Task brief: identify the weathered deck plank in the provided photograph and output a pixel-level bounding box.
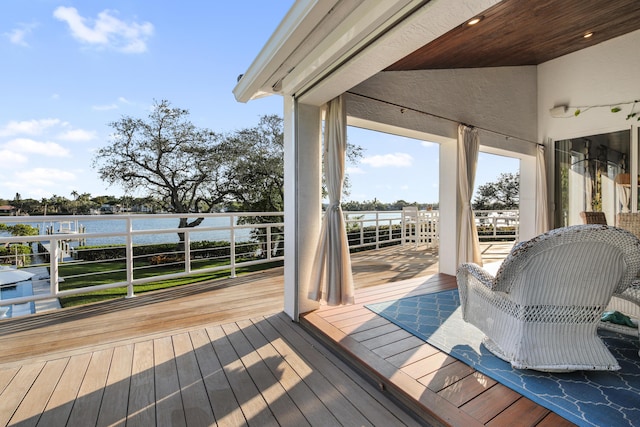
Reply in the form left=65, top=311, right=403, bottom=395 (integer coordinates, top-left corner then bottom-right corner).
left=37, top=353, right=92, bottom=427
left=7, top=358, right=68, bottom=427
left=96, top=344, right=133, bottom=427
left=0, top=362, right=45, bottom=426
left=172, top=332, right=217, bottom=427
left=127, top=341, right=156, bottom=426
left=189, top=328, right=247, bottom=427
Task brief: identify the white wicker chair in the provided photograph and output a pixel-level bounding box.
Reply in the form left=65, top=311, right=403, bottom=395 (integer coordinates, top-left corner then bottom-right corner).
left=456, top=224, right=640, bottom=372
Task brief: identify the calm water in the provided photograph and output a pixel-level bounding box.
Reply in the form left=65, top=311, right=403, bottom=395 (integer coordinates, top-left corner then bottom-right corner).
left=1, top=212, right=406, bottom=247
left=12, top=216, right=255, bottom=247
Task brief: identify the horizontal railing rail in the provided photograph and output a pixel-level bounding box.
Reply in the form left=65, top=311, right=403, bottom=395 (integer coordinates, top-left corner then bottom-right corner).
left=343, top=211, right=405, bottom=250
left=473, top=209, right=519, bottom=240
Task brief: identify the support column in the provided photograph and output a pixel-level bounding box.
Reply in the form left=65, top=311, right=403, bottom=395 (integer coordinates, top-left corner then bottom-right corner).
left=519, top=154, right=537, bottom=241
left=439, top=137, right=459, bottom=275
left=283, top=96, right=322, bottom=320
left=632, top=125, right=638, bottom=213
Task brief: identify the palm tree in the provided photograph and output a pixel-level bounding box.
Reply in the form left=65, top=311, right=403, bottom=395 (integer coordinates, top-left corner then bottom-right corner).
left=70, top=190, right=79, bottom=214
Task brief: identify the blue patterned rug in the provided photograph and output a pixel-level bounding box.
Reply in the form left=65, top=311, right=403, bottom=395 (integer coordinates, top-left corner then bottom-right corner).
left=366, top=290, right=640, bottom=427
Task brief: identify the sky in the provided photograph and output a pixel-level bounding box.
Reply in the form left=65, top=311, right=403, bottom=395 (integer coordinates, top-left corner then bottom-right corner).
left=0, top=1, right=518, bottom=205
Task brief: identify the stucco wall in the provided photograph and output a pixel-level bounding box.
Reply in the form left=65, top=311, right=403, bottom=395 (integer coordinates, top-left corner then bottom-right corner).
left=538, top=29, right=640, bottom=142
left=347, top=66, right=538, bottom=156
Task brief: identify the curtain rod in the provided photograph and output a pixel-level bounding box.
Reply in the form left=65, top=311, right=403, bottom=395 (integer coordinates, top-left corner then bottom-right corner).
left=346, top=91, right=543, bottom=147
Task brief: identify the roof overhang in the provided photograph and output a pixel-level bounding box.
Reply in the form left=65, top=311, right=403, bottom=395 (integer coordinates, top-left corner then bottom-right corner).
left=233, top=0, right=501, bottom=106
left=235, top=0, right=640, bottom=107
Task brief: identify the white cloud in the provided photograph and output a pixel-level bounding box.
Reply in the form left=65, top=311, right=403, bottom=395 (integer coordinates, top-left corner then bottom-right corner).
left=0, top=119, right=61, bottom=137
left=361, top=152, right=413, bottom=168
left=53, top=6, right=154, bottom=53
left=4, top=138, right=71, bottom=157
left=57, top=129, right=97, bottom=142
left=5, top=23, right=37, bottom=47
left=14, top=168, right=76, bottom=187
left=0, top=149, right=28, bottom=166
left=421, top=141, right=435, bottom=147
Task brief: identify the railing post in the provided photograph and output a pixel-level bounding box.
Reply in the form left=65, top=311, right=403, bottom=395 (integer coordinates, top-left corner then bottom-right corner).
left=184, top=230, right=191, bottom=274
left=401, top=209, right=406, bottom=246
left=125, top=217, right=135, bottom=298
left=230, top=214, right=236, bottom=278
left=266, top=226, right=272, bottom=260
left=375, top=212, right=380, bottom=249
left=50, top=238, right=59, bottom=296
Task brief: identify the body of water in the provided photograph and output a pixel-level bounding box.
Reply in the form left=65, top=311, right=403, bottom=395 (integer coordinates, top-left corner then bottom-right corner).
left=15, top=216, right=256, bottom=247
left=2, top=211, right=408, bottom=248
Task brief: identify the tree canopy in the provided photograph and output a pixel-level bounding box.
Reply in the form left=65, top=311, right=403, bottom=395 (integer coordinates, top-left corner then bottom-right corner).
left=93, top=100, right=238, bottom=231
left=472, top=172, right=519, bottom=210
left=225, top=115, right=285, bottom=213
left=92, top=100, right=364, bottom=237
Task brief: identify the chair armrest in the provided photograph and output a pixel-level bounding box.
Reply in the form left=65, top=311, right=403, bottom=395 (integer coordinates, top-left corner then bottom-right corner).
left=457, top=262, right=496, bottom=290
left=619, top=279, right=640, bottom=301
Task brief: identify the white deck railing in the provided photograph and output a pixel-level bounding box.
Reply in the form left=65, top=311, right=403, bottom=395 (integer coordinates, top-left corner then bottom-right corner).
left=0, top=212, right=284, bottom=308
left=0, top=209, right=518, bottom=312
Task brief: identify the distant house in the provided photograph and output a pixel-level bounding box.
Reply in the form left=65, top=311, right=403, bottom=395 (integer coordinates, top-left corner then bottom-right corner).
left=0, top=205, right=16, bottom=216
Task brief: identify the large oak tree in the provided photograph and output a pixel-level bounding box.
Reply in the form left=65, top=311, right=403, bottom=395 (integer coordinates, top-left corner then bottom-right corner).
left=93, top=100, right=237, bottom=244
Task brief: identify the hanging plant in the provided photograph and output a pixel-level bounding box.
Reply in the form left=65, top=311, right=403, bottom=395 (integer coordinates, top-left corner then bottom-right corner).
left=626, top=100, right=639, bottom=120
left=560, top=99, right=640, bottom=119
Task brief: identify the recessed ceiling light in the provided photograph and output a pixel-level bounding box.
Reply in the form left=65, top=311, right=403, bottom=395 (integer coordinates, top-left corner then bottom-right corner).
left=466, top=16, right=483, bottom=26
left=583, top=32, right=594, bottom=39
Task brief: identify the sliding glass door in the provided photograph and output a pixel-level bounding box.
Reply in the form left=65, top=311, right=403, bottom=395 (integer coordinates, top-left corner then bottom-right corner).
left=554, top=129, right=631, bottom=227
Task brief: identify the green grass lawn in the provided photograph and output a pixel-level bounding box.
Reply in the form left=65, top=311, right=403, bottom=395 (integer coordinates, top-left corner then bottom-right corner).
left=57, top=259, right=283, bottom=307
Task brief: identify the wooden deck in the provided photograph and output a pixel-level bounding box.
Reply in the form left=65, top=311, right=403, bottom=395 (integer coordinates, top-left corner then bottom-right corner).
left=0, top=242, right=574, bottom=427
left=301, top=273, right=575, bottom=427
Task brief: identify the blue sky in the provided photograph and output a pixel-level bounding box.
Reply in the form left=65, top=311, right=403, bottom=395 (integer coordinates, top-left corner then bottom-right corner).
left=0, top=1, right=517, bottom=205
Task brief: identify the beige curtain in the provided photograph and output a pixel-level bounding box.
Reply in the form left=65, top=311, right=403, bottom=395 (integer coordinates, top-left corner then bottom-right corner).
left=457, top=124, right=482, bottom=265
left=308, top=95, right=355, bottom=305
left=535, top=144, right=550, bottom=233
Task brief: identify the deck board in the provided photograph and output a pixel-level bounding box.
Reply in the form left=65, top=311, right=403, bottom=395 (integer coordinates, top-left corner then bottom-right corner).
left=67, top=348, right=113, bottom=427
left=8, top=358, right=68, bottom=427
left=0, top=362, right=45, bottom=426
left=96, top=344, right=133, bottom=427
left=189, top=328, right=247, bottom=427
left=38, top=353, right=92, bottom=427
left=172, top=332, right=217, bottom=427
left=154, top=336, right=186, bottom=427
left=127, top=341, right=156, bottom=426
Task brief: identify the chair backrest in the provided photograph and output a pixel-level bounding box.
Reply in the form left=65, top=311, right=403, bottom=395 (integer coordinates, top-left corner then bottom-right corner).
left=579, top=211, right=607, bottom=225
left=616, top=212, right=640, bottom=238
left=493, top=225, right=640, bottom=302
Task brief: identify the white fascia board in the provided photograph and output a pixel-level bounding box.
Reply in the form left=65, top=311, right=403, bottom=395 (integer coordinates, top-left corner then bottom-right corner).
left=233, top=0, right=340, bottom=103
left=297, top=0, right=503, bottom=106
left=281, top=0, right=421, bottom=98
